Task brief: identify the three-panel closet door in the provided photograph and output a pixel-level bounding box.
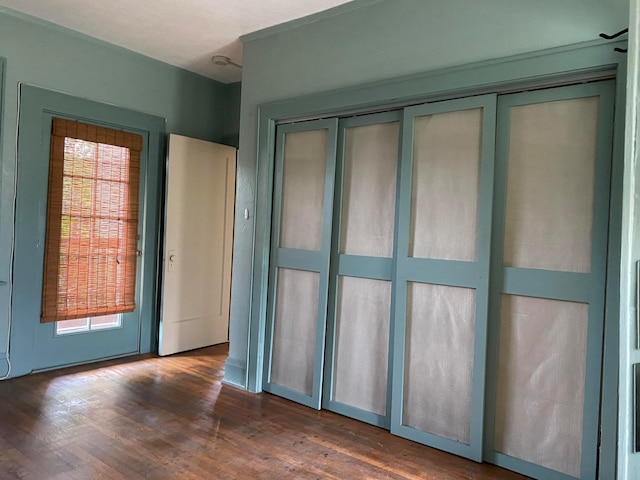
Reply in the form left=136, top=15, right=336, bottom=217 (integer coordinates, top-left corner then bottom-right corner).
left=263, top=80, right=615, bottom=480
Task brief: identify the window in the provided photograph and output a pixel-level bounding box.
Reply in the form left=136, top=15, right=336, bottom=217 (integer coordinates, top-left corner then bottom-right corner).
left=41, top=118, right=142, bottom=323
left=55, top=314, right=123, bottom=335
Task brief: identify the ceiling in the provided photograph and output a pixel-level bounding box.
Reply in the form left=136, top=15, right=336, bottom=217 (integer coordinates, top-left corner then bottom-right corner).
left=0, top=0, right=356, bottom=84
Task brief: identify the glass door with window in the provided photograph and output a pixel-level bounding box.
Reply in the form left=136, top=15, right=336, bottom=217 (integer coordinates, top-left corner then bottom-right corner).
left=11, top=86, right=162, bottom=374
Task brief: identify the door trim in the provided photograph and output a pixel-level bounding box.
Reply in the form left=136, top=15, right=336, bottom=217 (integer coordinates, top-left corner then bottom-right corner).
left=0, top=56, right=7, bottom=378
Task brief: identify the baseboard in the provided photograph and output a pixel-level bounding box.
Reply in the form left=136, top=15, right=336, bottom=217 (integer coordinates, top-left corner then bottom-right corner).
left=222, top=357, right=246, bottom=389
left=0, top=352, right=9, bottom=378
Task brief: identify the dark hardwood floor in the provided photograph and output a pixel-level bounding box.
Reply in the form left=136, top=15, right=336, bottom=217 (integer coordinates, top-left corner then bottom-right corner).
left=0, top=344, right=529, bottom=479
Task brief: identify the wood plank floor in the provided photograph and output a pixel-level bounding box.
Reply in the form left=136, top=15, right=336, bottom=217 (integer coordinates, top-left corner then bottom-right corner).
left=0, top=344, right=530, bottom=479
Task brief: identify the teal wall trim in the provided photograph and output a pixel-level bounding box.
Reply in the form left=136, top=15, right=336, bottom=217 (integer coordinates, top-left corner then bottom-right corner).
left=596, top=63, right=627, bottom=480
left=0, top=9, right=231, bottom=378
left=222, top=358, right=247, bottom=388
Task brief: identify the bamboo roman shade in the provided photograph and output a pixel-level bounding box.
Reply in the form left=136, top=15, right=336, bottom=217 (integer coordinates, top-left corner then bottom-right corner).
left=41, top=118, right=142, bottom=323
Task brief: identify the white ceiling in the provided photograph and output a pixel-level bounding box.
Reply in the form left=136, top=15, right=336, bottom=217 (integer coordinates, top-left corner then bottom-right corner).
left=0, top=0, right=356, bottom=83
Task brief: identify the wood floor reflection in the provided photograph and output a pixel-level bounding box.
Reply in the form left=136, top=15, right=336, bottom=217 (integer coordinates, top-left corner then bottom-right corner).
left=0, top=344, right=530, bottom=479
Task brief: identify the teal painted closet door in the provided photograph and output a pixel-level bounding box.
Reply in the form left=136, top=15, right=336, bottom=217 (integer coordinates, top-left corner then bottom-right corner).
left=485, top=81, right=615, bottom=480
left=262, top=119, right=338, bottom=409
left=322, top=112, right=401, bottom=428
left=390, top=95, right=497, bottom=461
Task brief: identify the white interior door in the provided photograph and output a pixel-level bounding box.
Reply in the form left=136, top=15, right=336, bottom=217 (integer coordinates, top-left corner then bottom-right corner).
left=159, top=134, right=236, bottom=356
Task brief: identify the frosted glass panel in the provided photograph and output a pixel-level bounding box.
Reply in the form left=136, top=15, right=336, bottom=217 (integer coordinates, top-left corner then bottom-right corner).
left=503, top=97, right=598, bottom=272
left=409, top=109, right=482, bottom=261
left=270, top=268, right=320, bottom=396
left=333, top=276, right=391, bottom=415
left=341, top=122, right=399, bottom=257
left=280, top=129, right=328, bottom=251
left=494, top=295, right=587, bottom=477
left=403, top=282, right=475, bottom=444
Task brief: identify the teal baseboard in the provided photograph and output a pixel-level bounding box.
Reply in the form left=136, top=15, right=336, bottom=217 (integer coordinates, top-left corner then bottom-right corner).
left=0, top=352, right=9, bottom=378
left=223, top=357, right=247, bottom=389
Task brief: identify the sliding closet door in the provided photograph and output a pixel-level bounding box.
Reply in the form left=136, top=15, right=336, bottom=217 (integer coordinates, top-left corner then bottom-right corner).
left=262, top=119, right=338, bottom=409
left=322, top=112, right=401, bottom=428
left=391, top=95, right=497, bottom=461
left=486, top=81, right=614, bottom=480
